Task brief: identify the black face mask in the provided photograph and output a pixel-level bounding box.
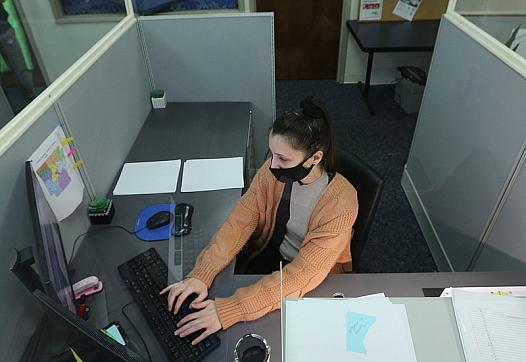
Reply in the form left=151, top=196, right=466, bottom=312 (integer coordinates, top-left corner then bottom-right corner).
left=269, top=152, right=316, bottom=183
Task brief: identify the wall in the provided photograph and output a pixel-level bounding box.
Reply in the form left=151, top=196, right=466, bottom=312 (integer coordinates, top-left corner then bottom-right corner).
left=474, top=153, right=526, bottom=270
left=339, top=0, right=433, bottom=85
left=0, top=88, right=14, bottom=129
left=0, top=107, right=65, bottom=361
left=241, top=0, right=430, bottom=85
left=466, top=15, right=526, bottom=44
left=402, top=16, right=526, bottom=271
left=15, top=0, right=119, bottom=81
left=139, top=13, right=275, bottom=168
left=59, top=25, right=151, bottom=197
left=1, top=9, right=271, bottom=358
left=456, top=0, right=526, bottom=13
left=0, top=20, right=150, bottom=359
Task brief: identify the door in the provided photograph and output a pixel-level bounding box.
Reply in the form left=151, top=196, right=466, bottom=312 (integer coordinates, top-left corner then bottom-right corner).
left=257, top=0, right=343, bottom=80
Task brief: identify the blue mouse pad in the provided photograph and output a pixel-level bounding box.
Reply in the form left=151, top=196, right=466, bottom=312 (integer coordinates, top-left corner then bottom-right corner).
left=135, top=203, right=176, bottom=241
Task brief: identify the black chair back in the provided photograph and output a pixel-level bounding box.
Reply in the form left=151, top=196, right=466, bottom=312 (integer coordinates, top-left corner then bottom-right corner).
left=333, top=146, right=384, bottom=272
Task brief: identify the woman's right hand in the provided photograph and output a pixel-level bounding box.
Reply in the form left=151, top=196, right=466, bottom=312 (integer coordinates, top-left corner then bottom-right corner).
left=159, top=277, right=208, bottom=314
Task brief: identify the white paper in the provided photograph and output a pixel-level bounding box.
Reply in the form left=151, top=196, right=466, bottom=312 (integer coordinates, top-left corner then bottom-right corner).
left=181, top=157, right=244, bottom=192
left=112, top=160, right=181, bottom=195
left=28, top=126, right=84, bottom=221
left=510, top=29, right=526, bottom=58
left=393, top=0, right=422, bottom=21
left=360, top=0, right=383, bottom=21
left=285, top=296, right=417, bottom=362
left=451, top=289, right=526, bottom=362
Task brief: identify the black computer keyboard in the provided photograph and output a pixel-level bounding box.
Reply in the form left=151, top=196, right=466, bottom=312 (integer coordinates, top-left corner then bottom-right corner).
left=118, top=248, right=220, bottom=362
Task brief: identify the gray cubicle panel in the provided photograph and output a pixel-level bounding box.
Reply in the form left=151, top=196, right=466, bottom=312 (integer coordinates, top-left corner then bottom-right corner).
left=474, top=153, right=526, bottom=271
left=138, top=13, right=275, bottom=170
left=0, top=87, right=14, bottom=129
left=402, top=17, right=526, bottom=271
left=0, top=108, right=64, bottom=360
left=465, top=16, right=526, bottom=45
left=59, top=24, right=152, bottom=198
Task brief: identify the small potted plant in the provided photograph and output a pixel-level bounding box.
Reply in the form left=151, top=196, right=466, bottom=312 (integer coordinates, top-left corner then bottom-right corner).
left=151, top=89, right=166, bottom=109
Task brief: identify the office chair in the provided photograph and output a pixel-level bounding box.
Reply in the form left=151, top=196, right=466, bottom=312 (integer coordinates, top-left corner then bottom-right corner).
left=334, top=146, right=384, bottom=272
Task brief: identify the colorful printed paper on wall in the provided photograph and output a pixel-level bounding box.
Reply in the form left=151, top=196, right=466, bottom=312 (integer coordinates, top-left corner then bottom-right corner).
left=28, top=126, right=84, bottom=221
left=359, top=0, right=383, bottom=21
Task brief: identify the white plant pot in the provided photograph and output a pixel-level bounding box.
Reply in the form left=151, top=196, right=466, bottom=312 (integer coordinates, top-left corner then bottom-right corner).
left=151, top=93, right=166, bottom=109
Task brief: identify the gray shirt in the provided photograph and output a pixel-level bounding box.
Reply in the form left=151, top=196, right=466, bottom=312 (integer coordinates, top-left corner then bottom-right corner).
left=279, top=171, right=329, bottom=261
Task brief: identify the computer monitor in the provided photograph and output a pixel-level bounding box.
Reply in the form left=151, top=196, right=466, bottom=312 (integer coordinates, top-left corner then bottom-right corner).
left=32, top=289, right=147, bottom=362
left=25, top=161, right=76, bottom=313
left=9, top=246, right=43, bottom=293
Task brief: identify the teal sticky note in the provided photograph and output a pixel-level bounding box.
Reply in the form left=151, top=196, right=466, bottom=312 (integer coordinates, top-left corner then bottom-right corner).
left=103, top=325, right=126, bottom=346
left=346, top=311, right=376, bottom=353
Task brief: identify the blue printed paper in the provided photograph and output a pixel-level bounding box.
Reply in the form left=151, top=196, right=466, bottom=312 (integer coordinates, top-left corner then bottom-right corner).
left=346, top=311, right=376, bottom=353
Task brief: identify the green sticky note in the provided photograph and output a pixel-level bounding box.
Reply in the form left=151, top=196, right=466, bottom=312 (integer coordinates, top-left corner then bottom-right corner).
left=70, top=347, right=84, bottom=362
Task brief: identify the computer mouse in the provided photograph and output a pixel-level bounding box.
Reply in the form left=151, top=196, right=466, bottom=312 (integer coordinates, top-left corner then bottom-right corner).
left=146, top=211, right=173, bottom=230
left=172, top=203, right=193, bottom=236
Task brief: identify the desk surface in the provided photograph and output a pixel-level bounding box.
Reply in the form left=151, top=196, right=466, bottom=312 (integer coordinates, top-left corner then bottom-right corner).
left=71, top=102, right=250, bottom=362
left=346, top=20, right=440, bottom=52
left=227, top=271, right=526, bottom=361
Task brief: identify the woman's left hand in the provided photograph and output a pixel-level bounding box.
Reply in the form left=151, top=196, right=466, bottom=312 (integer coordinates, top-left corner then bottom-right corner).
left=174, top=299, right=222, bottom=345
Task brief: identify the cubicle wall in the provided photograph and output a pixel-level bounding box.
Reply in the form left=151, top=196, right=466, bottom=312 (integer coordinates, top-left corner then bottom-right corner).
left=476, top=157, right=526, bottom=270
left=60, top=25, right=151, bottom=197
left=15, top=0, right=123, bottom=82
left=455, top=0, right=526, bottom=14
left=139, top=13, right=275, bottom=168
left=465, top=15, right=526, bottom=44
left=0, top=11, right=276, bottom=358
left=402, top=16, right=526, bottom=271
left=0, top=21, right=150, bottom=360
left=0, top=108, right=69, bottom=360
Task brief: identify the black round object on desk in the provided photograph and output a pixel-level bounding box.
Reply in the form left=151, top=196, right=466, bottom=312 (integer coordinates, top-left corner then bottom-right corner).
left=234, top=333, right=270, bottom=362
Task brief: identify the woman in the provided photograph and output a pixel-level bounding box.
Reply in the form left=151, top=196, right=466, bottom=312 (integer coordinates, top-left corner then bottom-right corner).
left=160, top=96, right=358, bottom=345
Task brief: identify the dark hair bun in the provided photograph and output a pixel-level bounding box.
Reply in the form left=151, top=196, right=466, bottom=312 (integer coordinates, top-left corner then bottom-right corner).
left=300, top=96, right=325, bottom=119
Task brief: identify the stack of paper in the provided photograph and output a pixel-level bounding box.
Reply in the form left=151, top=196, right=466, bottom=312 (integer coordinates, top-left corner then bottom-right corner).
left=284, top=294, right=417, bottom=362
left=452, top=289, right=526, bottom=362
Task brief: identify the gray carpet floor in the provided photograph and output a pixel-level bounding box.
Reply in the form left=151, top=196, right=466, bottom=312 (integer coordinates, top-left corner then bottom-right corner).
left=276, top=80, right=437, bottom=272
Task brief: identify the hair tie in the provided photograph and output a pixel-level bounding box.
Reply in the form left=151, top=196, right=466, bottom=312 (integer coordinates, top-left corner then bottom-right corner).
left=300, top=96, right=324, bottom=119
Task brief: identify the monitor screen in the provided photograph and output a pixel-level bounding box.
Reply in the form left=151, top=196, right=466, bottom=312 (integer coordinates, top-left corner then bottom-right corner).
left=26, top=161, right=76, bottom=314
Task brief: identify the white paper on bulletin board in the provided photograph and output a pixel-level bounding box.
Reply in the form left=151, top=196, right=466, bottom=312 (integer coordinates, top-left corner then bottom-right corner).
left=360, top=0, right=383, bottom=21
left=28, top=126, right=84, bottom=221
left=393, top=0, right=422, bottom=21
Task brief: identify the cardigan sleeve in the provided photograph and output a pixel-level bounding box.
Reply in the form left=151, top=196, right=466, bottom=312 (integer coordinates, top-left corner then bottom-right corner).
left=186, top=166, right=266, bottom=287
left=214, top=208, right=356, bottom=329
